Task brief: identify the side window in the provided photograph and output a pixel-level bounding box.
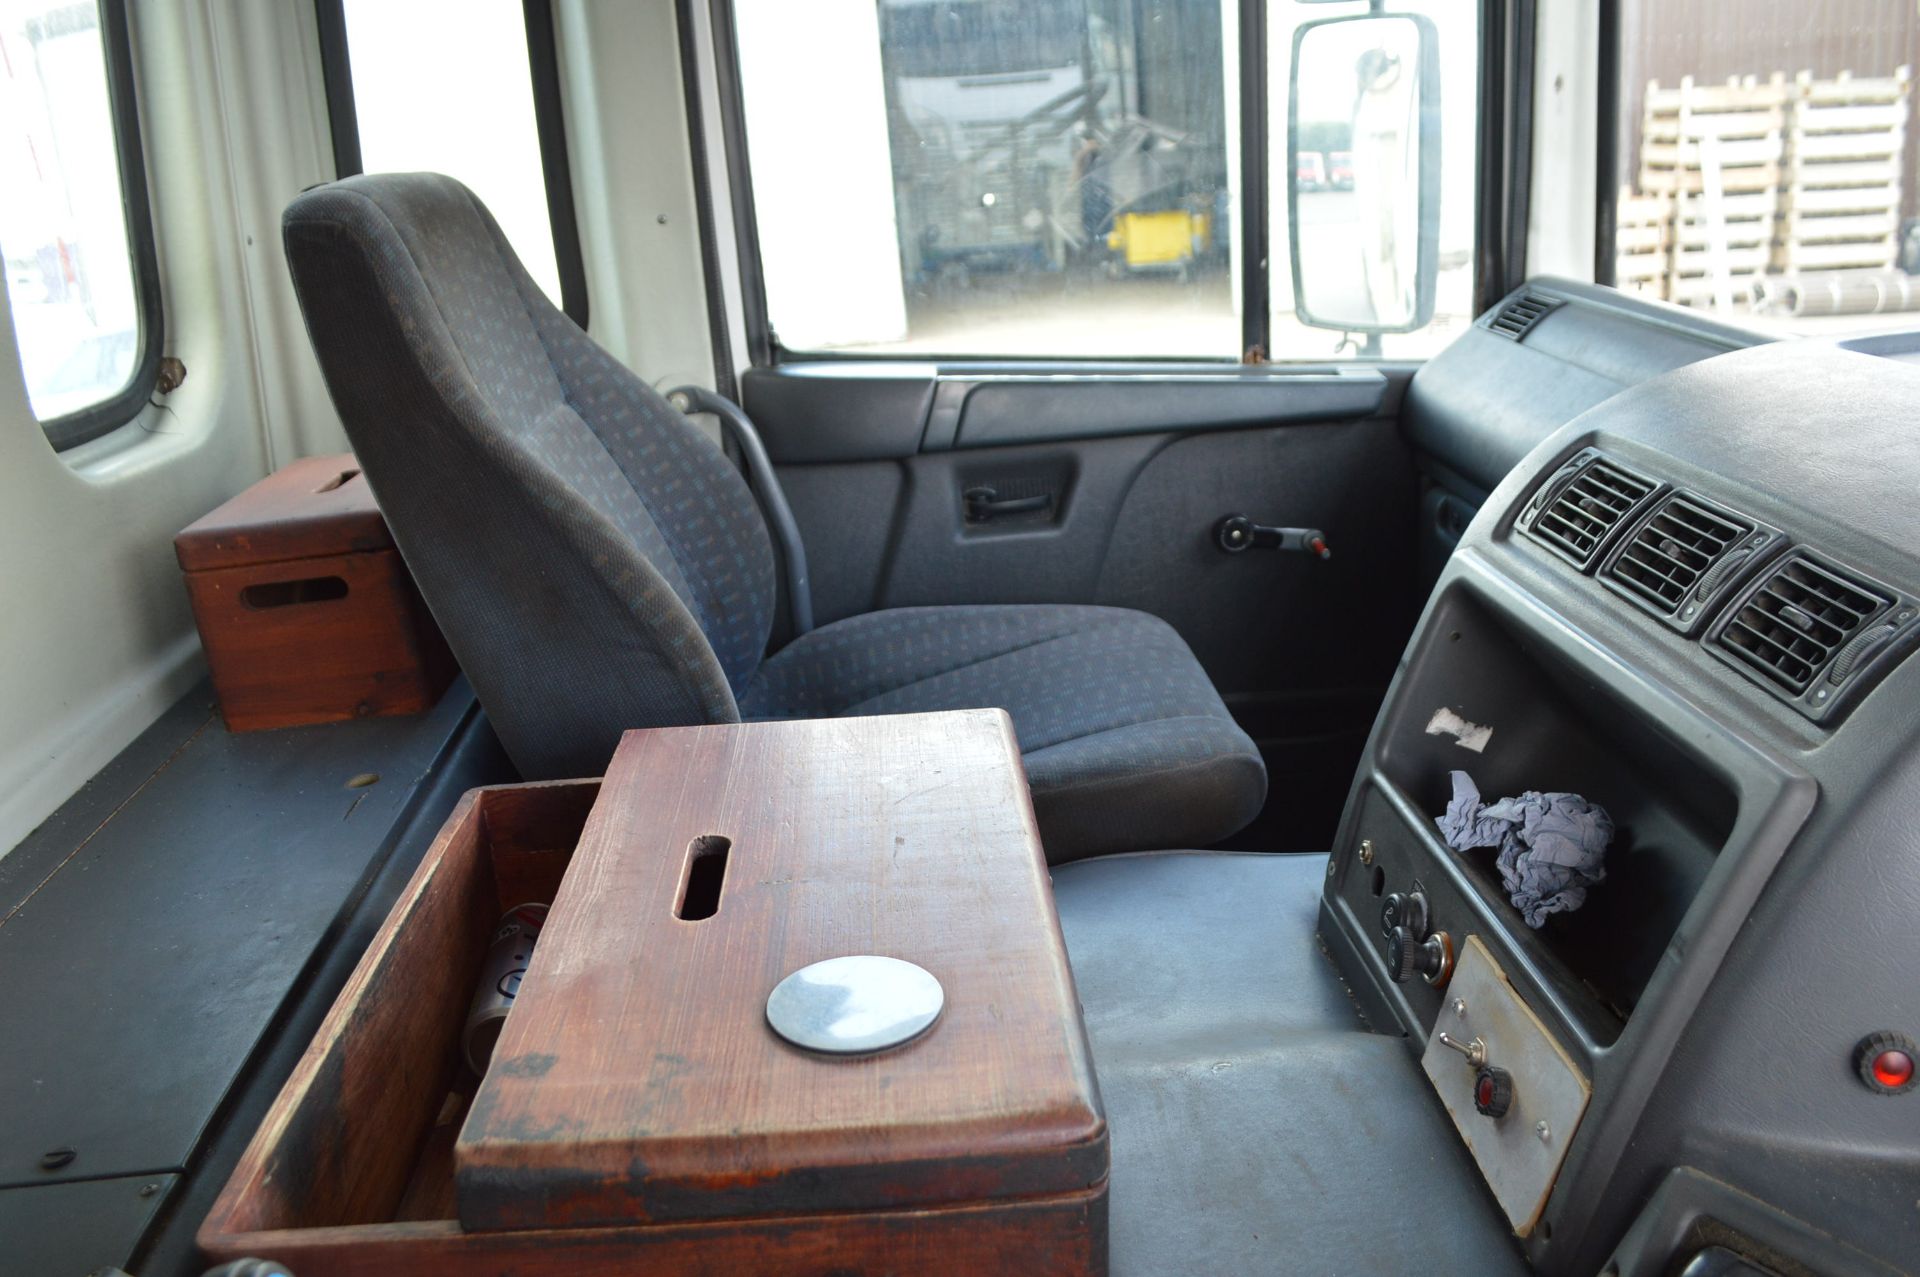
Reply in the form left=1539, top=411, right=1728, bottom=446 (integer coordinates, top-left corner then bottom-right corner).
left=1605, top=2, right=1918, bottom=340
left=320, top=0, right=585, bottom=320
left=728, top=0, right=1480, bottom=361
left=1, top=0, right=160, bottom=446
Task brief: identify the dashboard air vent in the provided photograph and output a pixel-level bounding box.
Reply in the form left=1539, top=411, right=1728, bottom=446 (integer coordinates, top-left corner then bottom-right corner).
left=1714, top=554, right=1893, bottom=694
left=1606, top=494, right=1754, bottom=615
left=1528, top=459, right=1657, bottom=569
left=1486, top=291, right=1560, bottom=340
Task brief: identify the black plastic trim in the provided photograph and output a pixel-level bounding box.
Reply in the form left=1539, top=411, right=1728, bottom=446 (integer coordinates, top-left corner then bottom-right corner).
left=1593, top=0, right=1621, bottom=286
left=312, top=0, right=588, bottom=326
left=706, top=0, right=775, bottom=368
left=39, top=0, right=166, bottom=452
left=1500, top=0, right=1535, bottom=303
left=1473, top=0, right=1532, bottom=315
left=1238, top=0, right=1269, bottom=360
left=315, top=0, right=360, bottom=177
left=675, top=0, right=736, bottom=399
left=522, top=0, right=589, bottom=327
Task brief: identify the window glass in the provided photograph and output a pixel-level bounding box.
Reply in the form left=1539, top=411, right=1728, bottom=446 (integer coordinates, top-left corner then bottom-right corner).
left=340, top=0, right=563, bottom=304
left=736, top=0, right=1239, bottom=357
left=1, top=0, right=141, bottom=422
left=1609, top=1, right=1920, bottom=340
left=733, top=0, right=1479, bottom=361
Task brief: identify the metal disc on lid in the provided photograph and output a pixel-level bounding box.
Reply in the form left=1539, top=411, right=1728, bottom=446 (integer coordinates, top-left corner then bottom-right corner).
left=766, top=955, right=944, bottom=1055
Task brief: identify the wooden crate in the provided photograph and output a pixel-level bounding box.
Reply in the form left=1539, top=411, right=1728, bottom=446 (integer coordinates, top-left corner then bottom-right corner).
left=1779, top=68, right=1910, bottom=273
left=199, top=712, right=1110, bottom=1276
left=1629, top=67, right=1914, bottom=308
left=1614, top=187, right=1674, bottom=299
left=1638, top=74, right=1788, bottom=197
left=174, top=453, right=455, bottom=732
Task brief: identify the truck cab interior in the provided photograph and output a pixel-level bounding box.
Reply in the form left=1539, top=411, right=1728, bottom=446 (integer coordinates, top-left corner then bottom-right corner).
left=3, top=3, right=1919, bottom=1275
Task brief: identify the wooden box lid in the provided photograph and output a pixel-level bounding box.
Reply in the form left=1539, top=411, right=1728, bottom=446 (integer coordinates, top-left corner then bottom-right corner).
left=454, top=711, right=1107, bottom=1233
left=174, top=453, right=390, bottom=572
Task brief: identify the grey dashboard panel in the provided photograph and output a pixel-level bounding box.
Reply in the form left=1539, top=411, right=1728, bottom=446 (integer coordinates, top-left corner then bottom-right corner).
left=1328, top=332, right=1920, bottom=1276
left=1404, top=278, right=1764, bottom=493
left=743, top=362, right=1393, bottom=463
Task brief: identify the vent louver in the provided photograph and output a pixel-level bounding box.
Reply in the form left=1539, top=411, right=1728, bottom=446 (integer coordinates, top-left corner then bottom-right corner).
left=1487, top=292, right=1560, bottom=340
left=1714, top=554, right=1893, bottom=694
left=1606, top=494, right=1754, bottom=615
left=1528, top=459, right=1657, bottom=568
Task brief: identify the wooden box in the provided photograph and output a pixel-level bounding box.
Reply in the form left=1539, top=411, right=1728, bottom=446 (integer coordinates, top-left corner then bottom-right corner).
left=175, top=453, right=454, bottom=732
left=199, top=712, right=1108, bottom=1275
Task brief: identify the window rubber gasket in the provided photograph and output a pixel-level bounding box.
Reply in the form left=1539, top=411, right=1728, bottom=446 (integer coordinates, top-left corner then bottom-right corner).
left=39, top=0, right=166, bottom=453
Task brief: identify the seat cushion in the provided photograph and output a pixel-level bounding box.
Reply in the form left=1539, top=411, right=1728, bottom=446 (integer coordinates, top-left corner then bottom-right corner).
left=1053, top=852, right=1528, bottom=1275
left=740, top=605, right=1266, bottom=861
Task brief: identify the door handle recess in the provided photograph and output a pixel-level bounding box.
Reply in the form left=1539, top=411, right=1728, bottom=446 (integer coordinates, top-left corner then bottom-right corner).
left=964, top=486, right=1053, bottom=522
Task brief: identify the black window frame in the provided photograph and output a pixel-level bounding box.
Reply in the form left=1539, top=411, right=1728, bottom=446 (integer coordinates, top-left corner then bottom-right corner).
left=314, top=0, right=590, bottom=327
left=1592, top=0, right=1621, bottom=287
left=696, top=0, right=1529, bottom=371
left=30, top=0, right=166, bottom=452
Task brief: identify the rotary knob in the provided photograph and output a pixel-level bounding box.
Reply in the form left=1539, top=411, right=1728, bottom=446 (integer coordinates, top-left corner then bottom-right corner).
left=1386, top=927, right=1453, bottom=985
left=1473, top=1065, right=1516, bottom=1118
left=1856, top=1031, right=1919, bottom=1095
left=1380, top=889, right=1429, bottom=940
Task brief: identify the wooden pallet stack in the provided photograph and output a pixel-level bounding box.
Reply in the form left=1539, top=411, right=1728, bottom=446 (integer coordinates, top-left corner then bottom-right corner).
left=1613, top=186, right=1673, bottom=299
left=1635, top=74, right=1789, bottom=306
left=1778, top=68, right=1910, bottom=274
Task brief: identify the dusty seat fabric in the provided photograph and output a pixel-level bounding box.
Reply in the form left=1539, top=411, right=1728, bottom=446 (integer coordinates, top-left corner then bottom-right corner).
left=742, top=606, right=1266, bottom=860
left=281, top=172, right=1265, bottom=861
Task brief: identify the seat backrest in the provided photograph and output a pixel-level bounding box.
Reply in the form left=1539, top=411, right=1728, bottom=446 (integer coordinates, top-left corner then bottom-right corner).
left=282, top=173, right=775, bottom=778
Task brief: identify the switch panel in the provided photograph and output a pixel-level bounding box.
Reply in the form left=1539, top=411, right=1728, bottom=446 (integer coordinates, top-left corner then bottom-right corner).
left=1421, top=936, right=1590, bottom=1237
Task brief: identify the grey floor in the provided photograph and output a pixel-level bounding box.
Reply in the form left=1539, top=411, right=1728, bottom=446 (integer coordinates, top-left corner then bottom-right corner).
left=1052, top=851, right=1529, bottom=1276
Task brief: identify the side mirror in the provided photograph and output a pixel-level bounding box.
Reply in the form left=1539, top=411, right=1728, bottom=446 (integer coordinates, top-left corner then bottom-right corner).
left=1286, top=13, right=1441, bottom=337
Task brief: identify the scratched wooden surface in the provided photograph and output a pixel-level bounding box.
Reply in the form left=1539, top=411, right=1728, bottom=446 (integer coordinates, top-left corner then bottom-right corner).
left=175, top=453, right=454, bottom=732
left=456, top=710, right=1108, bottom=1234
left=198, top=779, right=600, bottom=1258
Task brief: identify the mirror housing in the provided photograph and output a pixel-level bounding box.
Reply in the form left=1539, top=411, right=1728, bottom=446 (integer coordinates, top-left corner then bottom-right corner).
left=1286, top=13, right=1441, bottom=337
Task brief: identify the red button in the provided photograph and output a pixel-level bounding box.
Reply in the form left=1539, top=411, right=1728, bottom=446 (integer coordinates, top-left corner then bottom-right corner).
left=1873, top=1050, right=1915, bottom=1090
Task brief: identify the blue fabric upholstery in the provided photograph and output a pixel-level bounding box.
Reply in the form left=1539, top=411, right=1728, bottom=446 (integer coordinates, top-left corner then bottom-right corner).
left=742, top=606, right=1266, bottom=859
left=283, top=173, right=1265, bottom=860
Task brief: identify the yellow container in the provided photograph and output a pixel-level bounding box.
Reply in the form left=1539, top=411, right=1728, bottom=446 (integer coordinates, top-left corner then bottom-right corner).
left=1107, top=210, right=1212, bottom=269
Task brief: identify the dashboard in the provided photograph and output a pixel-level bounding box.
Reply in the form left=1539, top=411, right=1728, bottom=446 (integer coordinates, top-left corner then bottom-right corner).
left=1325, top=296, right=1920, bottom=1277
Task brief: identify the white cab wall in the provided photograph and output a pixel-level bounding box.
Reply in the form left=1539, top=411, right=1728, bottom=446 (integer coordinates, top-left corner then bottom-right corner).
left=554, top=0, right=715, bottom=393
left=0, top=1, right=716, bottom=858
left=0, top=2, right=339, bottom=859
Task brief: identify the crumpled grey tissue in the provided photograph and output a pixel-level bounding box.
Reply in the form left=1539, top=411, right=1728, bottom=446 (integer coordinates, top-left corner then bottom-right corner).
left=1435, top=770, right=1613, bottom=928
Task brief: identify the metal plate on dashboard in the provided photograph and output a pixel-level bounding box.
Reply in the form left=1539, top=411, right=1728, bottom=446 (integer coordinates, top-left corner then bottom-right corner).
left=1421, top=935, right=1590, bottom=1236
